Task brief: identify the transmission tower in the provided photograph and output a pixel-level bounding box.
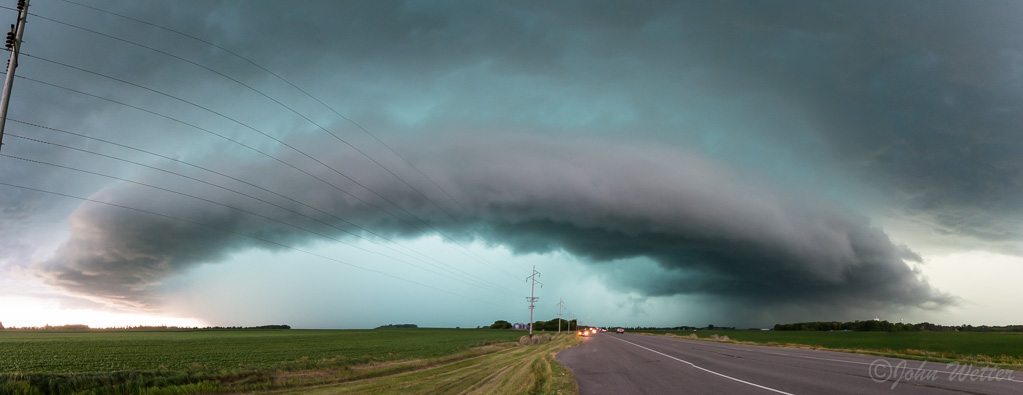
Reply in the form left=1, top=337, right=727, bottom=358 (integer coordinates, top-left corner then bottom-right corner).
left=0, top=0, right=30, bottom=152
left=556, top=298, right=565, bottom=334
left=525, top=265, right=542, bottom=336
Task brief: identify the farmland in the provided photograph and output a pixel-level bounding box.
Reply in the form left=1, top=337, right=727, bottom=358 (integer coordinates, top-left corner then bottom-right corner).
left=633, top=329, right=1023, bottom=368
left=0, top=328, right=572, bottom=393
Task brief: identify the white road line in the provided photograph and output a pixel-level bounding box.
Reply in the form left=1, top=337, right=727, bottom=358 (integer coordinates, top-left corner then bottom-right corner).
left=610, top=336, right=795, bottom=395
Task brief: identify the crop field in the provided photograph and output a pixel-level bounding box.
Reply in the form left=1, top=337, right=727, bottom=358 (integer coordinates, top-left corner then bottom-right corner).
left=0, top=328, right=523, bottom=373
left=634, top=329, right=1023, bottom=367
left=0, top=328, right=539, bottom=393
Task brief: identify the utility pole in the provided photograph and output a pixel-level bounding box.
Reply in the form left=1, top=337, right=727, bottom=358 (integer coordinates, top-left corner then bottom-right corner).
left=0, top=0, right=29, bottom=153
left=525, top=265, right=542, bottom=336
left=556, top=299, right=565, bottom=334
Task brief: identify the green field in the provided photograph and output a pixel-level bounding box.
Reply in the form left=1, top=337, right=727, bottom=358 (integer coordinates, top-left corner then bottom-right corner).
left=634, top=329, right=1023, bottom=367
left=0, top=328, right=539, bottom=394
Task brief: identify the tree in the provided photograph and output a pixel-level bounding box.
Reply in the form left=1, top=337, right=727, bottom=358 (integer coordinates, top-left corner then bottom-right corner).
left=376, top=324, right=417, bottom=329
left=547, top=318, right=570, bottom=332
left=490, top=320, right=512, bottom=329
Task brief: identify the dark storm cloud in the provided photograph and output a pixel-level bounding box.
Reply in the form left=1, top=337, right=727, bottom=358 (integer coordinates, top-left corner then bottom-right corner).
left=37, top=134, right=952, bottom=312
left=657, top=0, right=1023, bottom=247
left=9, top=0, right=1019, bottom=315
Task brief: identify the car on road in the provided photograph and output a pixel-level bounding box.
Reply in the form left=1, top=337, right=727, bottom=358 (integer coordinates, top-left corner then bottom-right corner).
left=577, top=330, right=589, bottom=337
left=616, top=328, right=624, bottom=334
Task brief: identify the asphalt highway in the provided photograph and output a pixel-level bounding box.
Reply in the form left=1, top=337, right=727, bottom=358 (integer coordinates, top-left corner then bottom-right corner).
left=557, top=332, right=1023, bottom=394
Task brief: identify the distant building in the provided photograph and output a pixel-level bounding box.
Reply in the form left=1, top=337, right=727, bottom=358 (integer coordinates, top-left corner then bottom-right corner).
left=513, top=323, right=527, bottom=330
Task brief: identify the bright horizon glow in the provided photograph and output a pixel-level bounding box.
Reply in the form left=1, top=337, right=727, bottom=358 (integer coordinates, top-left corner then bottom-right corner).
left=920, top=251, right=1023, bottom=327
left=0, top=296, right=206, bottom=329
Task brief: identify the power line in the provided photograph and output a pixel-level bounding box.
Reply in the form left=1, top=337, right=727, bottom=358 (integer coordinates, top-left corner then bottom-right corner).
left=8, top=117, right=514, bottom=294
left=526, top=265, right=542, bottom=336
left=3, top=132, right=517, bottom=296
left=58, top=0, right=504, bottom=271
left=15, top=74, right=421, bottom=235
left=30, top=6, right=515, bottom=278
left=16, top=71, right=512, bottom=280
left=0, top=2, right=531, bottom=315
left=29, top=11, right=439, bottom=222
left=18, top=54, right=438, bottom=242
left=17, top=51, right=427, bottom=229
left=0, top=146, right=454, bottom=286
left=557, top=299, right=565, bottom=334
left=0, top=180, right=508, bottom=308
left=27, top=11, right=496, bottom=265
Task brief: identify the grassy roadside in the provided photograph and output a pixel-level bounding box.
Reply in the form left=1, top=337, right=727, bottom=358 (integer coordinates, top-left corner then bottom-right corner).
left=285, top=334, right=582, bottom=394
left=633, top=330, right=1023, bottom=371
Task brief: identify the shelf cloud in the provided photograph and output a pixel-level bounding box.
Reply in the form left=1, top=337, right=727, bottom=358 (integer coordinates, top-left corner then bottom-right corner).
left=37, top=134, right=955, bottom=314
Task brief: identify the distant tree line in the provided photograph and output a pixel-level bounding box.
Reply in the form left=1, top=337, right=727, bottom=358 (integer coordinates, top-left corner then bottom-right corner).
left=773, top=320, right=1023, bottom=332
left=376, top=324, right=418, bottom=329
left=161, top=325, right=292, bottom=330
left=487, top=319, right=579, bottom=331
left=529, top=318, right=576, bottom=331
left=6, top=324, right=92, bottom=330
left=241, top=325, right=291, bottom=330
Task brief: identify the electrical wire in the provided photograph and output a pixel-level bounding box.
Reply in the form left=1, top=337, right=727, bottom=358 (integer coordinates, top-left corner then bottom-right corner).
left=4, top=132, right=517, bottom=296
left=29, top=7, right=517, bottom=278
left=16, top=73, right=517, bottom=285
left=0, top=180, right=510, bottom=307
left=16, top=74, right=422, bottom=235
left=8, top=117, right=514, bottom=294
left=59, top=0, right=508, bottom=270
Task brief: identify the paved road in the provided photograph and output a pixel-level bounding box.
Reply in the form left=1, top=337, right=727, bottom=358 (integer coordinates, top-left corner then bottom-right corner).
left=557, top=332, right=1023, bottom=394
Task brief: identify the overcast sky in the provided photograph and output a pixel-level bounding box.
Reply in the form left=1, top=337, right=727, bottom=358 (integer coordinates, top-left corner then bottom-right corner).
left=1, top=0, right=1021, bottom=329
